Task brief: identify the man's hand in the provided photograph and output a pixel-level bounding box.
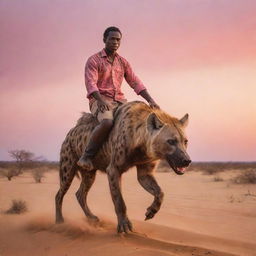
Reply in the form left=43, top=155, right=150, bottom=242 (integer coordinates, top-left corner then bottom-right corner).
left=148, top=100, right=160, bottom=109
left=97, top=98, right=111, bottom=113
left=91, top=91, right=111, bottom=113
left=139, top=89, right=160, bottom=109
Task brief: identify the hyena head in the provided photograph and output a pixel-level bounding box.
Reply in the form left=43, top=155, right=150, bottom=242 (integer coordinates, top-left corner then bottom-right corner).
left=147, top=112, right=191, bottom=175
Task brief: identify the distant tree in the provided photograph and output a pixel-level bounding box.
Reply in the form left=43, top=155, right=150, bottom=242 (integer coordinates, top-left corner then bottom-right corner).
left=8, top=149, right=35, bottom=175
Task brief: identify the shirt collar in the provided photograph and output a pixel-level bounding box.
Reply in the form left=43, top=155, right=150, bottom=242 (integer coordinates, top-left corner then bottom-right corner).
left=99, top=48, right=119, bottom=58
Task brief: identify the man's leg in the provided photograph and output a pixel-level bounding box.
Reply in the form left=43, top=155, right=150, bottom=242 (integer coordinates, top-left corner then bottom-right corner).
left=77, top=99, right=118, bottom=170
left=77, top=119, right=113, bottom=170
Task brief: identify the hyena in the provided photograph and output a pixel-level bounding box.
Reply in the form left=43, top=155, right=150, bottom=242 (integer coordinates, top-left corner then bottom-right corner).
left=55, top=101, right=191, bottom=233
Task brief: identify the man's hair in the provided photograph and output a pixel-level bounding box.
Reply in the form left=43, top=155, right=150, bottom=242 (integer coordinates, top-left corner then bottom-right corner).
left=103, top=26, right=122, bottom=39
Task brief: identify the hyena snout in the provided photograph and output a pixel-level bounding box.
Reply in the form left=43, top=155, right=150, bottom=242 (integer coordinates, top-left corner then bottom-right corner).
left=166, top=149, right=191, bottom=175
left=181, top=158, right=191, bottom=167
left=174, top=155, right=191, bottom=168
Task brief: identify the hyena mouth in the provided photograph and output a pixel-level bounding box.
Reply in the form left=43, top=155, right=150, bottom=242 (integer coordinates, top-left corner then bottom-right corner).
left=165, top=155, right=188, bottom=175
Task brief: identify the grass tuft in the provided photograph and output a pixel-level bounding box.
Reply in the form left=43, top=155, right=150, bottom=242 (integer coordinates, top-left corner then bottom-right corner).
left=5, top=200, right=28, bottom=214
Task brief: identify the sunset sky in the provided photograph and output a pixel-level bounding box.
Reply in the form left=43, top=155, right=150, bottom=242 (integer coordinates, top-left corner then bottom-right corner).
left=1, top=0, right=256, bottom=161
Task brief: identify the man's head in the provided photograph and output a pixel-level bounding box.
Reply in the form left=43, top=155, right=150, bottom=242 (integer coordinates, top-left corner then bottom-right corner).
left=103, top=26, right=122, bottom=53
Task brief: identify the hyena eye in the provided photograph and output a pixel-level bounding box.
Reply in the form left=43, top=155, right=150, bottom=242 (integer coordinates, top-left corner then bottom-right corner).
left=184, top=139, right=188, bottom=145
left=167, top=139, right=178, bottom=145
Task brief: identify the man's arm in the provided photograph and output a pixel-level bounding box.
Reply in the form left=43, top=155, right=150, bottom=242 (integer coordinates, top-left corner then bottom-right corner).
left=85, top=57, right=99, bottom=97
left=85, top=57, right=110, bottom=113
left=123, top=59, right=159, bottom=109
left=139, top=89, right=159, bottom=109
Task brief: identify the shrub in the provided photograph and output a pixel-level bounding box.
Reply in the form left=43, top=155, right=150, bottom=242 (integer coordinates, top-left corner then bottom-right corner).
left=213, top=176, right=224, bottom=182
left=5, top=200, right=28, bottom=214
left=32, top=167, right=46, bottom=183
left=0, top=168, right=19, bottom=181
left=202, top=165, right=219, bottom=175
left=186, top=162, right=256, bottom=174
left=232, top=169, right=256, bottom=184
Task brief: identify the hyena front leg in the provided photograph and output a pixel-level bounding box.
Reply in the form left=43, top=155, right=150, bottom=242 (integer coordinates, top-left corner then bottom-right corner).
left=136, top=162, right=164, bottom=220
left=106, top=164, right=133, bottom=233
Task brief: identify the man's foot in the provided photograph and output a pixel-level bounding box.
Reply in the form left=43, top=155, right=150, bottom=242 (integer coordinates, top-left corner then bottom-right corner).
left=77, top=156, right=94, bottom=170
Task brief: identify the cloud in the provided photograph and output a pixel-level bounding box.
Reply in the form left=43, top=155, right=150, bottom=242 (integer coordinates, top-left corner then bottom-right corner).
left=1, top=0, right=256, bottom=90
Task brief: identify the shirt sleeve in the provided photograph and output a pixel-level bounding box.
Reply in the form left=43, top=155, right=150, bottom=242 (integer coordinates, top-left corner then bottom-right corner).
left=84, top=56, right=99, bottom=97
left=123, top=59, right=146, bottom=95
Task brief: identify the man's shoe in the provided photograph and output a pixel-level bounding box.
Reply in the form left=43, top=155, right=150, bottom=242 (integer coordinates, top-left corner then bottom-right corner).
left=77, top=156, right=94, bottom=170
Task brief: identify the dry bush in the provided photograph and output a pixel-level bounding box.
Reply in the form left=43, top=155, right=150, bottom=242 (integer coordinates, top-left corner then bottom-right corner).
left=5, top=200, right=28, bottom=214
left=157, top=161, right=226, bottom=174
left=0, top=158, right=59, bottom=183
left=201, top=165, right=220, bottom=175
left=194, top=162, right=230, bottom=175
left=32, top=167, right=46, bottom=183
left=43, top=161, right=59, bottom=170
left=0, top=167, right=6, bottom=178
left=0, top=160, right=58, bottom=181
left=213, top=176, right=224, bottom=182
left=232, top=169, right=256, bottom=184
left=0, top=168, right=19, bottom=181
left=157, top=161, right=228, bottom=174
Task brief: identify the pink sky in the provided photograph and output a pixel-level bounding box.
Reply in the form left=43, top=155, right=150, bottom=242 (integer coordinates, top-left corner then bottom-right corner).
left=1, top=0, right=256, bottom=161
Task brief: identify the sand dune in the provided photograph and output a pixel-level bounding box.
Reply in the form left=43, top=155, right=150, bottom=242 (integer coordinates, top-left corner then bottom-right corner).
left=0, top=215, right=239, bottom=256
left=0, top=170, right=256, bottom=256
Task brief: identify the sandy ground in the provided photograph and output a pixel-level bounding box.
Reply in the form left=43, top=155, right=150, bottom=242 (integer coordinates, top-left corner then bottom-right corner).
left=0, top=169, right=256, bottom=256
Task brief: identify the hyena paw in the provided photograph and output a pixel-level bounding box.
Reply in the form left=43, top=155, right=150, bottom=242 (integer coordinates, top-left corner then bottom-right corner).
left=55, top=216, right=64, bottom=224
left=88, top=215, right=100, bottom=223
left=145, top=207, right=158, bottom=221
left=117, top=217, right=133, bottom=233
left=87, top=215, right=100, bottom=227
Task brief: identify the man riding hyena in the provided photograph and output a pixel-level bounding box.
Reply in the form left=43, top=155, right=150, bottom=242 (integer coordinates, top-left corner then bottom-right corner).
left=77, top=26, right=159, bottom=169
left=55, top=27, right=191, bottom=233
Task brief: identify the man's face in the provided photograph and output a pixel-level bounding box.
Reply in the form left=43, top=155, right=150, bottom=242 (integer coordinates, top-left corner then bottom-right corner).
left=104, top=31, right=122, bottom=53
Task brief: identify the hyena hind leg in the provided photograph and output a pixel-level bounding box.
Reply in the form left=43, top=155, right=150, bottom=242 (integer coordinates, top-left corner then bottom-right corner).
left=55, top=160, right=77, bottom=224
left=75, top=169, right=99, bottom=222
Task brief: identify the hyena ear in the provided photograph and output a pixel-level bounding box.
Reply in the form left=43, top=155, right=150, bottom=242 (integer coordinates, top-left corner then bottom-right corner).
left=179, top=113, right=189, bottom=127
left=147, top=113, right=164, bottom=132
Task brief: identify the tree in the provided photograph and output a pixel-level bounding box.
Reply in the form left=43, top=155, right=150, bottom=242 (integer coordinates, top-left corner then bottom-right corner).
left=8, top=150, right=35, bottom=175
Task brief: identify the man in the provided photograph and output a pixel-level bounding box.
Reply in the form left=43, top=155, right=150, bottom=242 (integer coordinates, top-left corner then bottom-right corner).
left=77, top=26, right=159, bottom=170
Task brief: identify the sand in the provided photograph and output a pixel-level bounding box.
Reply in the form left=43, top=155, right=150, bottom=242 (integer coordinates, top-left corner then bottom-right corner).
left=0, top=169, right=255, bottom=256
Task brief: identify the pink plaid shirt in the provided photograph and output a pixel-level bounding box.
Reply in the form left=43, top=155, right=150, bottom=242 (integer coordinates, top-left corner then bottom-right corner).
left=84, top=49, right=146, bottom=104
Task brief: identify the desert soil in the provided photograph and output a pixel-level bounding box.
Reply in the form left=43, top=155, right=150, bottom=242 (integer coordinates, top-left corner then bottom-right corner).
left=0, top=169, right=256, bottom=256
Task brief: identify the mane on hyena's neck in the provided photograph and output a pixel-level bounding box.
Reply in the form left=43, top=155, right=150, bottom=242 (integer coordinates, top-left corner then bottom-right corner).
left=126, top=101, right=178, bottom=125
